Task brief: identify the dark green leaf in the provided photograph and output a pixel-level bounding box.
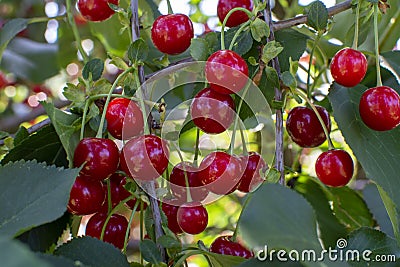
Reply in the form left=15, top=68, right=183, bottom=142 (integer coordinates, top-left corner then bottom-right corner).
left=0, top=236, right=51, bottom=267
left=190, top=38, right=209, bottom=61
left=294, top=176, right=348, bottom=248
left=82, top=58, right=104, bottom=81
left=218, top=27, right=253, bottom=56
left=261, top=41, right=284, bottom=64
left=38, top=253, right=90, bottom=267
left=328, top=84, right=400, bottom=223
left=2, top=125, right=68, bottom=167
left=0, top=18, right=28, bottom=59
left=0, top=160, right=79, bottom=237
left=238, top=183, right=321, bottom=252
left=363, top=184, right=397, bottom=238
left=42, top=102, right=81, bottom=165
left=204, top=251, right=246, bottom=267
left=381, top=51, right=400, bottom=84
left=17, top=213, right=71, bottom=252
left=330, top=187, right=374, bottom=231
left=157, top=235, right=181, bottom=249
left=275, top=29, right=308, bottom=72
left=265, top=66, right=280, bottom=89
left=140, top=0, right=162, bottom=19
left=281, top=71, right=297, bottom=90
left=344, top=227, right=400, bottom=265
left=1, top=38, right=59, bottom=83
left=139, top=239, right=163, bottom=264
left=55, top=236, right=130, bottom=267
left=128, top=38, right=149, bottom=64
left=306, top=1, right=329, bottom=32
left=376, top=185, right=400, bottom=241
left=62, top=83, right=86, bottom=105
left=250, top=18, right=270, bottom=42
left=14, top=126, right=29, bottom=146
left=0, top=131, right=9, bottom=140
left=238, top=258, right=304, bottom=267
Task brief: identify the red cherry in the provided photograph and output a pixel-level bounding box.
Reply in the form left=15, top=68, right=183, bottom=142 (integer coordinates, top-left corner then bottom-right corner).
left=85, top=213, right=128, bottom=249
left=190, top=87, right=235, bottom=134
left=237, top=152, right=266, bottom=193
left=205, top=50, right=249, bottom=94
left=151, top=14, right=194, bottom=55
left=169, top=162, right=208, bottom=202
left=217, top=0, right=253, bottom=28
left=286, top=106, right=331, bottom=148
left=67, top=175, right=106, bottom=215
left=120, top=135, right=170, bottom=181
left=315, top=150, right=354, bottom=187
left=177, top=202, right=208, bottom=235
left=359, top=86, right=400, bottom=131
left=198, top=151, right=243, bottom=195
left=210, top=235, right=254, bottom=259
left=105, top=98, right=144, bottom=140
left=77, top=0, right=119, bottom=22
left=73, top=138, right=120, bottom=181
left=330, top=48, right=367, bottom=87
left=161, top=200, right=183, bottom=234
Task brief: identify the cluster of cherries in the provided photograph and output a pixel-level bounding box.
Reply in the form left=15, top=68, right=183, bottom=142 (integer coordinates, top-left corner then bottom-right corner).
left=74, top=0, right=257, bottom=257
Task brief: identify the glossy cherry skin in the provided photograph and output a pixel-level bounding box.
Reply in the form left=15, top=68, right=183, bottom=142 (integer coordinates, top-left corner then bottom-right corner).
left=169, top=162, right=208, bottom=202
left=210, top=235, right=254, bottom=259
left=217, top=0, right=253, bottom=28
left=237, top=152, right=266, bottom=193
left=161, top=200, right=183, bottom=234
left=315, top=150, right=354, bottom=187
left=77, top=0, right=119, bottom=22
left=330, top=48, right=367, bottom=87
left=73, top=138, right=120, bottom=181
left=205, top=50, right=249, bottom=95
left=177, top=202, right=208, bottom=235
left=151, top=14, right=194, bottom=55
left=198, top=151, right=243, bottom=195
left=105, top=98, right=144, bottom=140
left=85, top=213, right=128, bottom=249
left=120, top=135, right=170, bottom=181
left=190, top=87, right=235, bottom=134
left=67, top=175, right=106, bottom=215
left=359, top=86, right=400, bottom=131
left=286, top=106, right=331, bottom=148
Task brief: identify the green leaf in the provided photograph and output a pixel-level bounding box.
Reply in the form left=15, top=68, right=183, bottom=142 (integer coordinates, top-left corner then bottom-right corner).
left=139, top=239, right=163, bottom=264
left=330, top=187, right=374, bottom=231
left=128, top=38, right=149, bottom=64
left=38, top=253, right=90, bottom=267
left=281, top=71, right=297, bottom=90
left=62, top=83, right=86, bottom=105
left=190, top=38, right=209, bottom=61
left=55, top=236, right=130, bottom=267
left=108, top=53, right=129, bottom=70
left=363, top=184, right=397, bottom=238
left=0, top=160, right=79, bottom=237
left=42, top=102, right=81, bottom=165
left=17, top=212, right=70, bottom=252
left=275, top=29, right=308, bottom=72
left=204, top=251, right=246, bottom=267
left=377, top=185, right=400, bottom=241
left=264, top=66, right=280, bottom=89
left=328, top=84, right=400, bottom=227
left=14, top=126, right=29, bottom=146
left=381, top=51, right=400, bottom=84
left=157, top=235, right=181, bottom=249
left=218, top=27, right=253, bottom=55
left=238, top=183, right=321, bottom=252
left=0, top=131, right=9, bottom=140
left=82, top=58, right=104, bottom=81
left=250, top=18, right=270, bottom=42
left=0, top=18, right=28, bottom=60
left=261, top=41, right=284, bottom=64
left=306, top=1, right=329, bottom=32
left=294, top=177, right=348, bottom=248
left=0, top=236, right=51, bottom=267
left=238, top=258, right=304, bottom=267
left=1, top=125, right=68, bottom=167
left=344, top=227, right=400, bottom=265
left=1, top=38, right=59, bottom=83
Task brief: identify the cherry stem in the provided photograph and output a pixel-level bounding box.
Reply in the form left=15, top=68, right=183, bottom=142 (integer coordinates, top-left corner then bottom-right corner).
left=351, top=0, right=361, bottom=50
left=193, top=128, right=200, bottom=167
left=139, top=200, right=144, bottom=264
left=95, top=67, right=134, bottom=138
left=296, top=89, right=334, bottom=150
left=65, top=0, right=89, bottom=63
left=220, top=7, right=254, bottom=50
left=239, top=122, right=248, bottom=155
left=373, top=3, right=383, bottom=87
left=172, top=142, right=193, bottom=203
left=133, top=67, right=151, bottom=135
left=80, top=99, right=91, bottom=140
left=166, top=0, right=174, bottom=14
left=100, top=195, right=136, bottom=241
left=106, top=179, right=112, bottom=214
left=228, top=20, right=251, bottom=50
left=306, top=33, right=322, bottom=99
left=123, top=200, right=140, bottom=254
